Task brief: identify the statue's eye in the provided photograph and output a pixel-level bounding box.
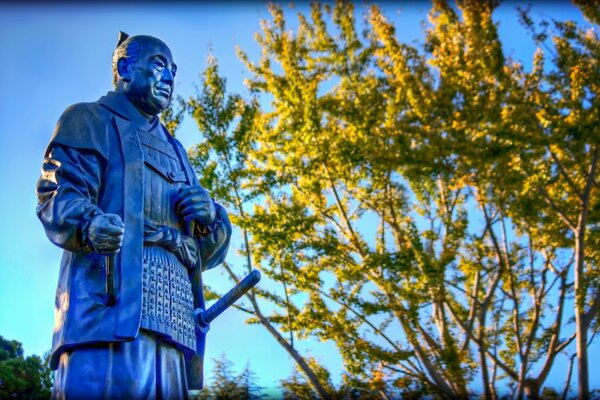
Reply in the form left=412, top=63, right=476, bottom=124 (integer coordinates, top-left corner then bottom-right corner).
left=154, top=60, right=165, bottom=72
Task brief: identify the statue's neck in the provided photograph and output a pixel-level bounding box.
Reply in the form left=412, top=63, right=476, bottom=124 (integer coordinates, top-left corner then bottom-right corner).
left=114, top=86, right=156, bottom=122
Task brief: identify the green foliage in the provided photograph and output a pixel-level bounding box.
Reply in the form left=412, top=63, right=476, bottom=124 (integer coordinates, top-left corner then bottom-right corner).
left=192, top=354, right=262, bottom=400
left=187, top=1, right=599, bottom=398
left=0, top=336, right=52, bottom=400
left=160, top=97, right=186, bottom=136
left=280, top=362, right=398, bottom=400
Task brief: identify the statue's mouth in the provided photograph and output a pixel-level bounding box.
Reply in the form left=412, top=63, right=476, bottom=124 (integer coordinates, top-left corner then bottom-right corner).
left=155, top=86, right=171, bottom=99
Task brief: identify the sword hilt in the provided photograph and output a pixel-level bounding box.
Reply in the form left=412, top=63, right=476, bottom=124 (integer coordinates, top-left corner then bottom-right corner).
left=195, top=270, right=261, bottom=330
left=106, top=255, right=116, bottom=306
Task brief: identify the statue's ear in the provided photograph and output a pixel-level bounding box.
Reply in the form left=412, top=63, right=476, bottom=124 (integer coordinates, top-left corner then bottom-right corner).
left=117, top=57, right=132, bottom=83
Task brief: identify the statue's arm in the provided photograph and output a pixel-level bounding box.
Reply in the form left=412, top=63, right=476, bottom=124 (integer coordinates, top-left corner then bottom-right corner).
left=36, top=145, right=105, bottom=253
left=36, top=105, right=107, bottom=253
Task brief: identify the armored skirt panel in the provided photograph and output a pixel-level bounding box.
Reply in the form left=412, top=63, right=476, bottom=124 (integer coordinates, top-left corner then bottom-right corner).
left=139, top=124, right=196, bottom=353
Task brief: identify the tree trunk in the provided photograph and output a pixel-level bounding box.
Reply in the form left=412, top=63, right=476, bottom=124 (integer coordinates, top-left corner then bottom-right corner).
left=574, top=231, right=589, bottom=400
left=523, top=378, right=540, bottom=400
left=257, top=312, right=332, bottom=400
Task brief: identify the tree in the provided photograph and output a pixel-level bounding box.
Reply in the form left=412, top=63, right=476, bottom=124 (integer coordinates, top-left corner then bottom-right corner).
left=0, top=336, right=52, bottom=399
left=186, top=54, right=334, bottom=399
left=192, top=354, right=262, bottom=400
left=510, top=5, right=600, bottom=398
left=186, top=1, right=599, bottom=398
left=280, top=362, right=400, bottom=400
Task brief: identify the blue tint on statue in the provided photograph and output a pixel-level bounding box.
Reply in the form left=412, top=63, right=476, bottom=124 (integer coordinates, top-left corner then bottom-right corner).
left=35, top=32, right=258, bottom=399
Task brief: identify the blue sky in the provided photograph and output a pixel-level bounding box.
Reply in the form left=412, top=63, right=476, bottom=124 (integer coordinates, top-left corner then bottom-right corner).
left=0, top=1, right=596, bottom=395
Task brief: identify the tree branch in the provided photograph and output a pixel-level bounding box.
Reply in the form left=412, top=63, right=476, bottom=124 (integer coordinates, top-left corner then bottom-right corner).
left=536, top=185, right=576, bottom=232
left=445, top=300, right=518, bottom=381
left=222, top=262, right=332, bottom=400
left=549, top=148, right=584, bottom=202
left=535, top=270, right=568, bottom=385
left=325, top=166, right=367, bottom=259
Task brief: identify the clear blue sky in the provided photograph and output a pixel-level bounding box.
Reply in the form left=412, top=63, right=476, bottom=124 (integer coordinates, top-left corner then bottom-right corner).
left=0, top=1, right=596, bottom=396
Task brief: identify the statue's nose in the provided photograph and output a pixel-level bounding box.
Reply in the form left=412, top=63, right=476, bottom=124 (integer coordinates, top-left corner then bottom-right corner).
left=162, top=68, right=174, bottom=84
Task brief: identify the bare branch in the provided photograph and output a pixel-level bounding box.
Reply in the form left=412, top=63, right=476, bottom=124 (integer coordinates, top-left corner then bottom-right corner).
left=549, top=148, right=584, bottom=202
left=325, top=166, right=367, bottom=259
left=232, top=304, right=257, bottom=315
left=315, top=287, right=404, bottom=354
left=536, top=185, right=576, bottom=232
left=561, top=354, right=576, bottom=400
left=581, top=145, right=599, bottom=217
left=445, top=300, right=518, bottom=381
left=555, top=333, right=577, bottom=353
left=500, top=215, right=525, bottom=365
left=377, top=285, right=458, bottom=398
left=461, top=270, right=481, bottom=353
left=280, top=260, right=295, bottom=348
left=382, top=363, right=432, bottom=384
left=535, top=269, right=568, bottom=385
left=222, top=262, right=333, bottom=399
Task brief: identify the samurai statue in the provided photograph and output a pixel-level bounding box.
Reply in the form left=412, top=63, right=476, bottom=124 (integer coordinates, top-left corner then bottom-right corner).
left=36, top=32, right=232, bottom=399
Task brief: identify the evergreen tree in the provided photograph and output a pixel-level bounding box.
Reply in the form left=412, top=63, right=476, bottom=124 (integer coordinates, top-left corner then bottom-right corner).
left=0, top=336, right=52, bottom=399
left=193, top=354, right=262, bottom=400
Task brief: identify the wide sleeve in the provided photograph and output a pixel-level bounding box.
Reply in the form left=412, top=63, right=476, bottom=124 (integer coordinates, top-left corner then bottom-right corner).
left=36, top=145, right=105, bottom=253
left=36, top=104, right=108, bottom=253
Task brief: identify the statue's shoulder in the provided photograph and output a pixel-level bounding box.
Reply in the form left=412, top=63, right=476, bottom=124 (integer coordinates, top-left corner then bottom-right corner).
left=49, top=100, right=112, bottom=154
left=58, top=100, right=109, bottom=125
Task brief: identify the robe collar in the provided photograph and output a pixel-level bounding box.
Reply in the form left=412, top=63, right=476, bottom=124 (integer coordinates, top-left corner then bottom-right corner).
left=98, top=91, right=158, bottom=131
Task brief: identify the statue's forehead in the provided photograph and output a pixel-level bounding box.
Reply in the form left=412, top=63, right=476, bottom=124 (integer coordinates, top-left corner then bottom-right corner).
left=139, top=40, right=174, bottom=61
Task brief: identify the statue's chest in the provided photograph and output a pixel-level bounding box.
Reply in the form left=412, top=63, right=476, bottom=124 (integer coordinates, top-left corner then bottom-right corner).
left=138, top=129, right=188, bottom=227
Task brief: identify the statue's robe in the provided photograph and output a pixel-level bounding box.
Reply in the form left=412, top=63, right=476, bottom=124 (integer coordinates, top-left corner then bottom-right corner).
left=36, top=91, right=231, bottom=393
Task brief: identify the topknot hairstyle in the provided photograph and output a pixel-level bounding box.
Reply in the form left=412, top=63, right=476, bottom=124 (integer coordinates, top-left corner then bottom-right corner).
left=111, top=31, right=141, bottom=86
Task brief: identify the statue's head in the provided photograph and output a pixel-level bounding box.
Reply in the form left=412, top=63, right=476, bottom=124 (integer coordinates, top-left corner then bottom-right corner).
left=112, top=32, right=177, bottom=116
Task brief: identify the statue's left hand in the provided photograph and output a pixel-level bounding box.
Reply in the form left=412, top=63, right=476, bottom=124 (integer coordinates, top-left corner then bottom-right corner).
left=176, top=185, right=216, bottom=227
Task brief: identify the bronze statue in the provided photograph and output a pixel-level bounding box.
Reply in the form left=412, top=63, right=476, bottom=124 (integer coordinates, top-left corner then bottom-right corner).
left=35, top=32, right=255, bottom=399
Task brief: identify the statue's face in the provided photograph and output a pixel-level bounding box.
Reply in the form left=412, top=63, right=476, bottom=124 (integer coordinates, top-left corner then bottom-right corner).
left=123, top=39, right=177, bottom=116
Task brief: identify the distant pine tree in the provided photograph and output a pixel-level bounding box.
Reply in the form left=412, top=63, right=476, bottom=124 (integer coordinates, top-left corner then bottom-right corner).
left=193, top=354, right=263, bottom=400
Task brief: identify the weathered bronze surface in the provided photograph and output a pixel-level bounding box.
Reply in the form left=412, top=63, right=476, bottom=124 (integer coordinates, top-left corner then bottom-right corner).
left=36, top=32, right=239, bottom=398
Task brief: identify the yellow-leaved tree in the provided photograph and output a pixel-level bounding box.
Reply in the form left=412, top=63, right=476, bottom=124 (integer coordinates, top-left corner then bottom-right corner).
left=183, top=2, right=599, bottom=399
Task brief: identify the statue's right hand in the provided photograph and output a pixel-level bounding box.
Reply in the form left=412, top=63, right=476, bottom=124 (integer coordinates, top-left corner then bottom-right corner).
left=87, top=214, right=125, bottom=255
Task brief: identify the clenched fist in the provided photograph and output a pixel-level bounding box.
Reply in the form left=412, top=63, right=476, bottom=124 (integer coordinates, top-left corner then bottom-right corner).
left=86, top=213, right=125, bottom=255
left=176, top=186, right=216, bottom=227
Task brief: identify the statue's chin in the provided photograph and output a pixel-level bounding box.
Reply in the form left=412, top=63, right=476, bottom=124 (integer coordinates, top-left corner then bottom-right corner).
left=134, top=97, right=167, bottom=117
left=147, top=95, right=170, bottom=115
